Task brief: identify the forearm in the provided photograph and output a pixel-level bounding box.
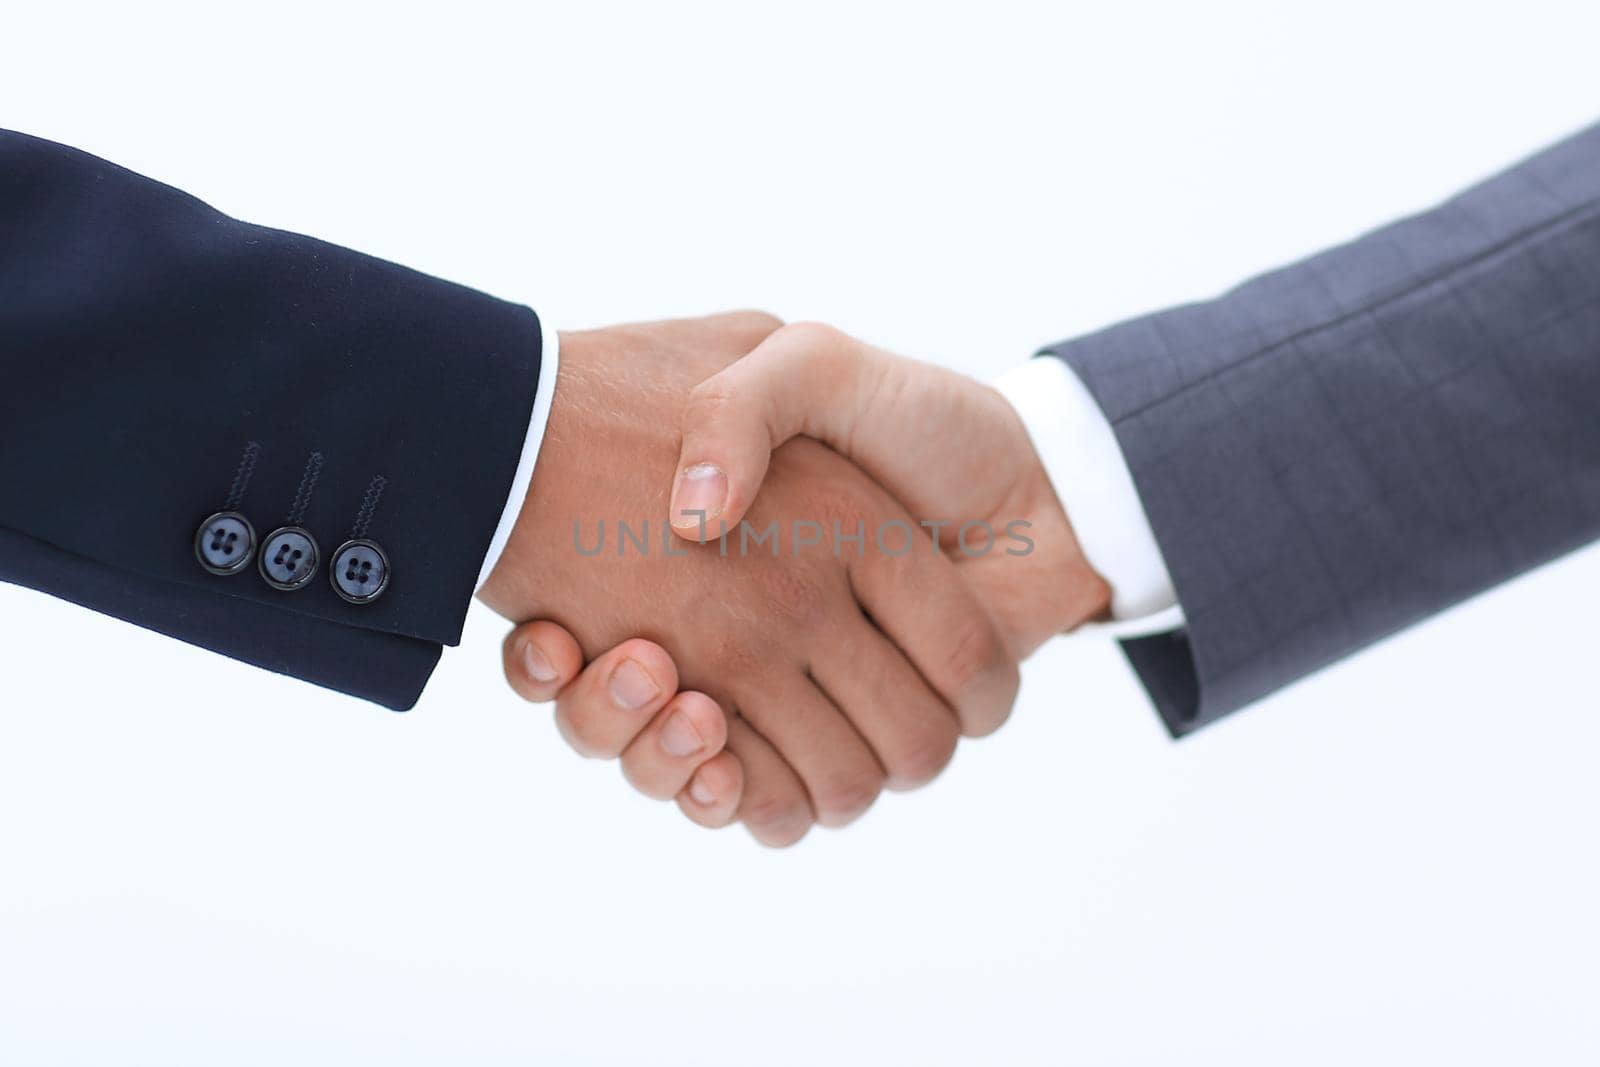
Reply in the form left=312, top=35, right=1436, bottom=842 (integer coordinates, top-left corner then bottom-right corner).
left=0, top=129, right=544, bottom=707
left=1046, top=121, right=1600, bottom=734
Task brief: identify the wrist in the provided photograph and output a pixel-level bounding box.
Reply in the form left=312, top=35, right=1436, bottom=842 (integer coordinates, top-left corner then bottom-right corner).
left=978, top=388, right=1112, bottom=659
left=992, top=357, right=1177, bottom=624
left=1016, top=454, right=1114, bottom=643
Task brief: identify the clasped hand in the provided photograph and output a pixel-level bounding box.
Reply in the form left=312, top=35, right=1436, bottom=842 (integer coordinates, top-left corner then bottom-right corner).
left=477, top=313, right=1111, bottom=846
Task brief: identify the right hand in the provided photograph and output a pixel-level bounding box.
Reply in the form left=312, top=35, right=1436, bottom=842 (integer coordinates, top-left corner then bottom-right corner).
left=478, top=313, right=1020, bottom=846
left=664, top=322, right=1112, bottom=659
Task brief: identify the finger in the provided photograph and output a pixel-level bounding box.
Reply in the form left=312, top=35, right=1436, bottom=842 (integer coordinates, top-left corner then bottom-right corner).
left=668, top=321, right=884, bottom=540
left=810, top=612, right=961, bottom=791
left=553, top=639, right=679, bottom=759
left=620, top=691, right=729, bottom=800
left=676, top=750, right=744, bottom=829
left=722, top=713, right=814, bottom=847
left=847, top=528, right=1019, bottom=738
left=734, top=671, right=884, bottom=829
left=502, top=620, right=586, bottom=703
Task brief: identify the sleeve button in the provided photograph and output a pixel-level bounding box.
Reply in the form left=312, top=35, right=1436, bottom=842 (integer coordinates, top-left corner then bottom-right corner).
left=194, top=511, right=257, bottom=576
left=330, top=539, right=391, bottom=604
left=259, top=526, right=321, bottom=592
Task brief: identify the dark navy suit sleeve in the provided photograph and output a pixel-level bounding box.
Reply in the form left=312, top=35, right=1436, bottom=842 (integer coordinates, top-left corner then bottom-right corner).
left=0, top=130, right=543, bottom=709
left=1044, top=122, right=1600, bottom=736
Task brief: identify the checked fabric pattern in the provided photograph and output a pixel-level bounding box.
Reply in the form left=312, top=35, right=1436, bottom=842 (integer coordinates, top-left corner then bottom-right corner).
left=1048, top=122, right=1600, bottom=736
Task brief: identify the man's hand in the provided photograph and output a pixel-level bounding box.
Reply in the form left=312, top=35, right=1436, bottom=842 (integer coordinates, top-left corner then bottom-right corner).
left=501, top=321, right=1114, bottom=843
left=664, top=322, right=1111, bottom=657
left=479, top=314, right=1019, bottom=846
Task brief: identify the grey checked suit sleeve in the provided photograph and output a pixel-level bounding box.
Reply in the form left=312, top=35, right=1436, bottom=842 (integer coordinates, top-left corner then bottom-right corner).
left=1044, top=122, right=1600, bottom=737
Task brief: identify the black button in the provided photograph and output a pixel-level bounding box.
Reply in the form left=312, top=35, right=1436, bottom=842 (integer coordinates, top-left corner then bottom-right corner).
left=194, top=511, right=256, bottom=576
left=330, top=539, right=390, bottom=604
left=259, top=526, right=321, bottom=592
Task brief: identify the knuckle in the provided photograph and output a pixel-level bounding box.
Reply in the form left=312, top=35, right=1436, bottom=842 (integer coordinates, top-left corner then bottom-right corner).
left=886, top=721, right=959, bottom=789
left=782, top=321, right=874, bottom=392
left=786, top=322, right=853, bottom=377
left=558, top=712, right=615, bottom=760
left=935, top=615, right=1010, bottom=703
left=620, top=759, right=675, bottom=801
left=813, top=769, right=883, bottom=826
left=965, top=654, right=1021, bottom=737
left=742, top=792, right=813, bottom=845
left=732, top=308, right=784, bottom=334
left=781, top=320, right=841, bottom=350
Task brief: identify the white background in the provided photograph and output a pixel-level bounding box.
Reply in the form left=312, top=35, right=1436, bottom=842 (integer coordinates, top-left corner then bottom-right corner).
left=3, top=2, right=1599, bottom=1063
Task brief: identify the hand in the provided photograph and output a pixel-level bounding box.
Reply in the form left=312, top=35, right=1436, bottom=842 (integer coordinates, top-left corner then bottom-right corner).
left=664, top=321, right=1111, bottom=656
left=479, top=313, right=1020, bottom=846
left=502, top=321, right=1112, bottom=843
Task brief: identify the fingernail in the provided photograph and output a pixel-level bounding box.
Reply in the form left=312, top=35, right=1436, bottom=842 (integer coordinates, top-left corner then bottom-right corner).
left=688, top=772, right=719, bottom=807
left=522, top=642, right=559, bottom=683
left=671, top=463, right=727, bottom=530
left=608, top=659, right=660, bottom=711
left=658, top=708, right=705, bottom=758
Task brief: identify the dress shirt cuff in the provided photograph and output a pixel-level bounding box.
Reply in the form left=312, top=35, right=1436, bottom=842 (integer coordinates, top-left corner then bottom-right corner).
left=475, top=319, right=560, bottom=591
left=993, top=356, right=1183, bottom=636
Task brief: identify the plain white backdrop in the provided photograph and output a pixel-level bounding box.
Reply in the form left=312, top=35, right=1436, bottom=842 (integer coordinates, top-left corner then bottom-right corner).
left=3, top=2, right=1599, bottom=1063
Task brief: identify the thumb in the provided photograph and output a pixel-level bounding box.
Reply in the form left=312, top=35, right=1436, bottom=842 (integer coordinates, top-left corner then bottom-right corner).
left=668, top=322, right=884, bottom=541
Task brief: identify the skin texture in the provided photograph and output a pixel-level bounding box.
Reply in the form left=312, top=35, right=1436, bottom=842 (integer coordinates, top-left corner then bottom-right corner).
left=478, top=313, right=1020, bottom=846
left=499, top=321, right=1115, bottom=846
left=666, top=322, right=1112, bottom=659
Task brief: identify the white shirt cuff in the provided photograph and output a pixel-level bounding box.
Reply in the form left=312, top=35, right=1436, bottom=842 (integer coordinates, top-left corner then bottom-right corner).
left=474, top=320, right=560, bottom=591
left=993, top=356, right=1184, bottom=638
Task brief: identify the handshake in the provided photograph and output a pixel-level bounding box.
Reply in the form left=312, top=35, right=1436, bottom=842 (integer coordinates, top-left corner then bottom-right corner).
left=9, top=126, right=1588, bottom=848
left=477, top=312, right=1113, bottom=846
